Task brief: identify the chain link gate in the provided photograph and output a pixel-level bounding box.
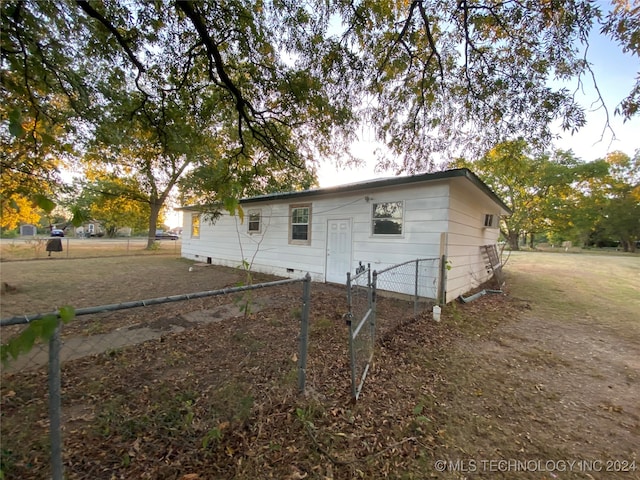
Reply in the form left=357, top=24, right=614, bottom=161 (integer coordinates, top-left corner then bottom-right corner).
left=345, top=258, right=442, bottom=401
left=345, top=264, right=375, bottom=401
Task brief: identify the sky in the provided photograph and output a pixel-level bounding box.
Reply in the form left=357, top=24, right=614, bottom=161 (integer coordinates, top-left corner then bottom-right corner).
left=317, top=24, right=640, bottom=188
left=553, top=24, right=639, bottom=161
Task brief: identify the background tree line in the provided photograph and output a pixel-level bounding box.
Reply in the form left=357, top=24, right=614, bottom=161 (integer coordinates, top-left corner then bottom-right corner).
left=453, top=141, right=639, bottom=252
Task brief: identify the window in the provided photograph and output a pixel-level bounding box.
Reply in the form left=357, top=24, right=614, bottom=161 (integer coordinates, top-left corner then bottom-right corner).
left=372, top=201, right=403, bottom=235
left=248, top=210, right=261, bottom=234
left=191, top=213, right=201, bottom=238
left=484, top=214, right=498, bottom=228
left=289, top=204, right=311, bottom=245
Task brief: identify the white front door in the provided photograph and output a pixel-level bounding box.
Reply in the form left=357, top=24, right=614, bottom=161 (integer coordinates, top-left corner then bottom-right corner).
left=326, top=219, right=352, bottom=284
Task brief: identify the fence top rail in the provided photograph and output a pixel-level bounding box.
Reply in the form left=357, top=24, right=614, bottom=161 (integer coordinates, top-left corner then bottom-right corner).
left=348, top=267, right=370, bottom=285
left=1, top=275, right=308, bottom=327
left=375, top=257, right=440, bottom=275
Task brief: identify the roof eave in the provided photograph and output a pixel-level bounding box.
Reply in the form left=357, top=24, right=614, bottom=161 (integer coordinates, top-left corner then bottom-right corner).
left=179, top=168, right=512, bottom=215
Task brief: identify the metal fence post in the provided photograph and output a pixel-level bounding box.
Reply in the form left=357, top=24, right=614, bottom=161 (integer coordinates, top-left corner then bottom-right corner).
left=297, top=273, right=311, bottom=393
left=370, top=270, right=377, bottom=346
left=48, top=320, right=64, bottom=480
left=346, top=271, right=352, bottom=314
left=414, top=259, right=419, bottom=315
left=346, top=271, right=358, bottom=400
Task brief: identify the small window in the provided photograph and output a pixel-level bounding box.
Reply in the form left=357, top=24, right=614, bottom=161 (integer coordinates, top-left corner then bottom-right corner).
left=484, top=214, right=497, bottom=228
left=191, top=213, right=201, bottom=238
left=289, top=204, right=311, bottom=245
left=372, top=201, right=403, bottom=235
left=248, top=210, right=261, bottom=234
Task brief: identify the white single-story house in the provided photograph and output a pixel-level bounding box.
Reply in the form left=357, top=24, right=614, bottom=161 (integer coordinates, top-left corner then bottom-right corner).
left=75, top=222, right=104, bottom=238
left=180, top=168, right=511, bottom=303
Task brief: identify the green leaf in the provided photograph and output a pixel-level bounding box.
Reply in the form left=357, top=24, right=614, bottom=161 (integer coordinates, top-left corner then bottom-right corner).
left=40, top=132, right=56, bottom=146
left=224, top=197, right=244, bottom=222
left=33, top=194, right=56, bottom=213
left=20, top=326, right=37, bottom=354
left=70, top=205, right=92, bottom=227
left=0, top=311, right=75, bottom=367
left=8, top=109, right=25, bottom=138
left=0, top=345, right=8, bottom=364
left=59, top=305, right=76, bottom=324
left=37, top=315, right=60, bottom=341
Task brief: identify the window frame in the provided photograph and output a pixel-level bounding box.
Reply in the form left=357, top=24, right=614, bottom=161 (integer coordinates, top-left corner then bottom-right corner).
left=191, top=213, right=201, bottom=238
left=247, top=209, right=262, bottom=234
left=289, top=203, right=312, bottom=245
left=371, top=200, right=404, bottom=236
left=483, top=213, right=498, bottom=228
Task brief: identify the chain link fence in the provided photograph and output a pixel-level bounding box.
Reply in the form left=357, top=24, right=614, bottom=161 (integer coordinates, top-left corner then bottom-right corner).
left=2, top=255, right=446, bottom=474
left=376, top=258, right=440, bottom=322
left=0, top=276, right=311, bottom=480
left=0, top=237, right=180, bottom=260
left=346, top=258, right=442, bottom=400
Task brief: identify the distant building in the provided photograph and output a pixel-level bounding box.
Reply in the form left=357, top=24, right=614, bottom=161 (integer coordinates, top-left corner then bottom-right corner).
left=75, top=222, right=104, bottom=237
left=19, top=224, right=37, bottom=236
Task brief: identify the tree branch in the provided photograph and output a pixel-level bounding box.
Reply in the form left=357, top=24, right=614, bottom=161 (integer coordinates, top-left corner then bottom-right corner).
left=75, top=0, right=146, bottom=74
left=176, top=1, right=302, bottom=168
left=375, top=0, right=419, bottom=82
left=417, top=1, right=444, bottom=84
left=176, top=2, right=252, bottom=122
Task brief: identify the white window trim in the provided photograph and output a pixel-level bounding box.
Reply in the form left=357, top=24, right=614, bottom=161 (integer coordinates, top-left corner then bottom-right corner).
left=247, top=209, right=262, bottom=234
left=289, top=203, right=312, bottom=245
left=371, top=200, right=404, bottom=237
left=483, top=213, right=499, bottom=229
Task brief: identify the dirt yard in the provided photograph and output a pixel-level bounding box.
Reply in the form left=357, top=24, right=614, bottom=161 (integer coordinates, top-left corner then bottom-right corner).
left=1, top=252, right=638, bottom=479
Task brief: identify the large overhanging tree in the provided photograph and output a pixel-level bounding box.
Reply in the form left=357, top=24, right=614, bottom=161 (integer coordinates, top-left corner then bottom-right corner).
left=2, top=1, right=639, bottom=240
left=0, top=1, right=76, bottom=230
left=337, top=0, right=639, bottom=172
left=2, top=0, right=360, bottom=246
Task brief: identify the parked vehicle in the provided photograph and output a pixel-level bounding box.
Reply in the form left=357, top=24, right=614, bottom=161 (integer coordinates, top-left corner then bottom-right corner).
left=155, top=232, right=179, bottom=240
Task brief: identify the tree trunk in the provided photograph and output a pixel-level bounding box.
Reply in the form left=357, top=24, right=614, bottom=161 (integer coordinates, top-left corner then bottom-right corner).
left=147, top=202, right=162, bottom=249
left=620, top=239, right=630, bottom=252
left=507, top=231, right=519, bottom=250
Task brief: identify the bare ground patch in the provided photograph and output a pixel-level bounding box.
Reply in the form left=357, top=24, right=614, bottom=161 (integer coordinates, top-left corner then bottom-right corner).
left=436, top=297, right=639, bottom=476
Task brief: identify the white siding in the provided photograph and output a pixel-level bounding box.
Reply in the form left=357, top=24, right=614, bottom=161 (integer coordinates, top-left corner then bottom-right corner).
left=349, top=182, right=448, bottom=273
left=444, top=178, right=503, bottom=302
left=182, top=201, right=327, bottom=281
left=182, top=182, right=450, bottom=285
